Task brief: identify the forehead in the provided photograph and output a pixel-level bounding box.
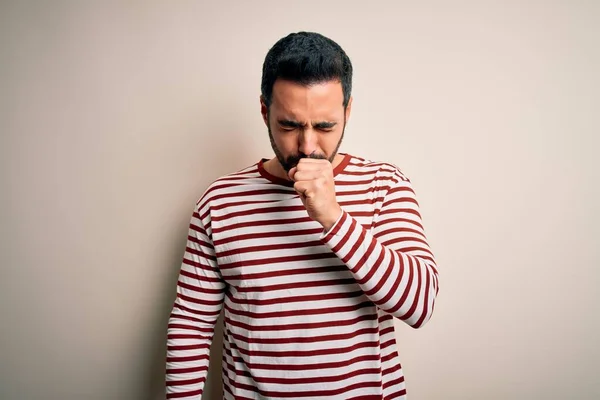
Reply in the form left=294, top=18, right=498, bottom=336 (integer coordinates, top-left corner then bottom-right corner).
left=270, top=79, right=344, bottom=119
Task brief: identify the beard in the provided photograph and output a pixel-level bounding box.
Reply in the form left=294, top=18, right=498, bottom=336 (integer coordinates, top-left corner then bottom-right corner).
left=267, top=116, right=346, bottom=173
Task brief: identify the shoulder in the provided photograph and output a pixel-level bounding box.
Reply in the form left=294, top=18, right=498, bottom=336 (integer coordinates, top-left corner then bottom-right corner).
left=344, top=154, right=411, bottom=184
left=195, top=162, right=261, bottom=211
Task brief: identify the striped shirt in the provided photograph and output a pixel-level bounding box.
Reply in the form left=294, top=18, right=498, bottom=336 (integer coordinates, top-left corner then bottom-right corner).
left=166, top=153, right=439, bottom=399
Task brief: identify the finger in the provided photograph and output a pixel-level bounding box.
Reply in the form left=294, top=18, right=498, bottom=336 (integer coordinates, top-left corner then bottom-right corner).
left=298, top=157, right=330, bottom=164
left=296, top=161, right=332, bottom=174
left=292, top=170, right=323, bottom=182
left=289, top=166, right=322, bottom=181
left=297, top=158, right=331, bottom=169
left=293, top=181, right=313, bottom=198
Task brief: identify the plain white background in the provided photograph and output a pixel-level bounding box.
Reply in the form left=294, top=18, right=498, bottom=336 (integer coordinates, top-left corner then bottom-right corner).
left=1, top=1, right=598, bottom=399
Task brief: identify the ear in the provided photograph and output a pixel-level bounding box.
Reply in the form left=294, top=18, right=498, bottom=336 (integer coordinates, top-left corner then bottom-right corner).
left=260, top=95, right=269, bottom=126
left=345, top=96, right=353, bottom=122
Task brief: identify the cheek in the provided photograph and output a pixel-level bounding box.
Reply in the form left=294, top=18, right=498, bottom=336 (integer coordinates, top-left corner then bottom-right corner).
left=273, top=132, right=298, bottom=152
left=320, top=131, right=343, bottom=150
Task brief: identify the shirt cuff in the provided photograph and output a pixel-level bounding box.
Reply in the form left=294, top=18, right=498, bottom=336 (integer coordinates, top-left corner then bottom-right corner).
left=319, top=209, right=348, bottom=242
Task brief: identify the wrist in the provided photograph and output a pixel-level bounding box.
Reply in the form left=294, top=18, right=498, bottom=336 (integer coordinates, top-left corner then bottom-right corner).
left=320, top=205, right=343, bottom=232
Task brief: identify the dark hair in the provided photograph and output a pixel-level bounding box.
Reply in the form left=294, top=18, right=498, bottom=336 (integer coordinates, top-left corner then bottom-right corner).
left=261, top=32, right=353, bottom=109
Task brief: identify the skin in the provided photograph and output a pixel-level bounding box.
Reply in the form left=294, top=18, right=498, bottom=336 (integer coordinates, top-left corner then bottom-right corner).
left=260, top=79, right=353, bottom=231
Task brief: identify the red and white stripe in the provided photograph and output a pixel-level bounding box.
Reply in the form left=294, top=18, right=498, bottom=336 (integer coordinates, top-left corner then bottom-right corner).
left=166, top=154, right=439, bottom=399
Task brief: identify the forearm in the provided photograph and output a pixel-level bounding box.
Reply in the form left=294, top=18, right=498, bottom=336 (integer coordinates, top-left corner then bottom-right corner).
left=166, top=209, right=225, bottom=398
left=321, top=210, right=438, bottom=328
left=166, top=301, right=220, bottom=398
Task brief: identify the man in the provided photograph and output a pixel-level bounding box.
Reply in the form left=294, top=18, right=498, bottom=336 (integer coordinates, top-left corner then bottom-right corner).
left=166, top=32, right=439, bottom=399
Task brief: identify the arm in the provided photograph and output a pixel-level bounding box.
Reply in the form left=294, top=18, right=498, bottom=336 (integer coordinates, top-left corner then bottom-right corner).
left=320, top=172, right=439, bottom=328
left=166, top=206, right=225, bottom=399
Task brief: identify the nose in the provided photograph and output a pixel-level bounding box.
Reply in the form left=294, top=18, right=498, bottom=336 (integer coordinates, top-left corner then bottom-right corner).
left=298, top=129, right=318, bottom=156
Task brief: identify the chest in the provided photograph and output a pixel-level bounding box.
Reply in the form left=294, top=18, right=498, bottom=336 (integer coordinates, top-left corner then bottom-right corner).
left=210, top=192, right=377, bottom=289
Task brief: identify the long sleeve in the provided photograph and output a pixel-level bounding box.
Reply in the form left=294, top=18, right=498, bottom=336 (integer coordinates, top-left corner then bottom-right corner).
left=166, top=206, right=226, bottom=399
left=321, top=171, right=439, bottom=328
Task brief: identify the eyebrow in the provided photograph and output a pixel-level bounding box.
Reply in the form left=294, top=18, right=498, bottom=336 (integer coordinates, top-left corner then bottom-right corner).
left=277, top=119, right=337, bottom=129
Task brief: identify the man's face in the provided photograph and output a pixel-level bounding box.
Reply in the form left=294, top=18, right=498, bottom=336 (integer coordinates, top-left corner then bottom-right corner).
left=261, top=80, right=352, bottom=172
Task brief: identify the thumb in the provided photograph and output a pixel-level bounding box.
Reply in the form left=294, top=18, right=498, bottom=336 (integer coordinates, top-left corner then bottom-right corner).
left=288, top=167, right=297, bottom=181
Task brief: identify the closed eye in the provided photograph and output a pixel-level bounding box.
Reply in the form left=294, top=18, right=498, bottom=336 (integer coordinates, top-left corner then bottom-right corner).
left=277, top=119, right=337, bottom=132
left=278, top=119, right=304, bottom=130
left=313, top=122, right=337, bottom=131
